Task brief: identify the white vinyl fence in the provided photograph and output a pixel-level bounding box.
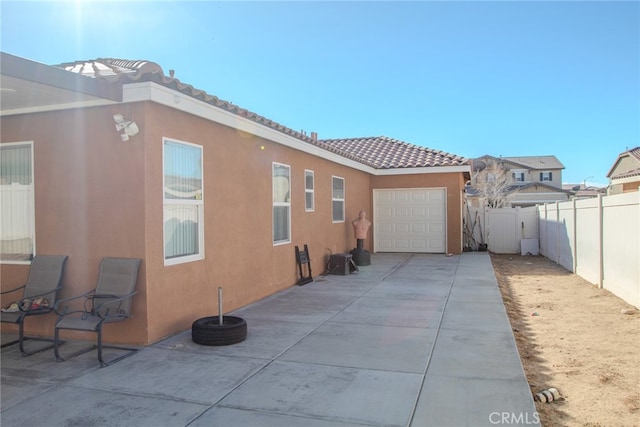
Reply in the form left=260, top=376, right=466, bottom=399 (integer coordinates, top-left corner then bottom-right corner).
left=467, top=192, right=640, bottom=308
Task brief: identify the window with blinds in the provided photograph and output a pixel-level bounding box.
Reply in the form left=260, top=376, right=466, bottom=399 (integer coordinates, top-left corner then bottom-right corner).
left=332, top=176, right=345, bottom=222
left=0, top=142, right=35, bottom=262
left=305, top=169, right=314, bottom=212
left=163, top=139, right=204, bottom=265
left=273, top=163, right=291, bottom=245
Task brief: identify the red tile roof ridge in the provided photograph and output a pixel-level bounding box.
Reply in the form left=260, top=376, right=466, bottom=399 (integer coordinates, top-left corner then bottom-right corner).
left=54, top=58, right=466, bottom=170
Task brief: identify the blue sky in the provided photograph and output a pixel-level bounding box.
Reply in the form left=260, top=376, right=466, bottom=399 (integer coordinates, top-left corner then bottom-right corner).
left=2, top=1, right=638, bottom=185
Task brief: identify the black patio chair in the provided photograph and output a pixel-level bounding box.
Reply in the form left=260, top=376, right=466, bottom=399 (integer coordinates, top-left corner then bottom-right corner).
left=1, top=255, right=68, bottom=355
left=53, top=257, right=141, bottom=367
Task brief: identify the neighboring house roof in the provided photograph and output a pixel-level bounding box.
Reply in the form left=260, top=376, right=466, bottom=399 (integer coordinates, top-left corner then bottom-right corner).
left=562, top=184, right=607, bottom=197
left=49, top=57, right=468, bottom=171
left=320, top=136, right=468, bottom=169
left=606, top=147, right=640, bottom=179
left=611, top=167, right=640, bottom=180
left=466, top=181, right=571, bottom=197
left=475, top=154, right=564, bottom=170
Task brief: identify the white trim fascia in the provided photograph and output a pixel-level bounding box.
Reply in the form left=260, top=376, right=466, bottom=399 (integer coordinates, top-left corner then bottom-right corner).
left=611, top=175, right=640, bottom=185
left=124, top=82, right=377, bottom=173
left=1, top=99, right=118, bottom=117
left=124, top=82, right=472, bottom=177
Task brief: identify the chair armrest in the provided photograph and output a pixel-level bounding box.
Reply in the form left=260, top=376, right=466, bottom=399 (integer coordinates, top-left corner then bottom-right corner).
left=17, top=285, right=63, bottom=311
left=94, top=291, right=137, bottom=319
left=1, top=284, right=26, bottom=296
left=54, top=290, right=95, bottom=315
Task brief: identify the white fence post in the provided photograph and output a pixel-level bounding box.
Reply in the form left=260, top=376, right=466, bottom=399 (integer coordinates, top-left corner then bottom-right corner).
left=555, top=201, right=561, bottom=264
left=572, top=198, right=577, bottom=273
left=597, top=194, right=604, bottom=289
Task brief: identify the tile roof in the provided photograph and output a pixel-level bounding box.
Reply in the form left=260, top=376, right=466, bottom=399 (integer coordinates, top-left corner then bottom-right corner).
left=52, top=58, right=468, bottom=170
left=606, top=146, right=640, bottom=178
left=320, top=136, right=469, bottom=169
left=610, top=167, right=640, bottom=180
left=629, top=147, right=640, bottom=162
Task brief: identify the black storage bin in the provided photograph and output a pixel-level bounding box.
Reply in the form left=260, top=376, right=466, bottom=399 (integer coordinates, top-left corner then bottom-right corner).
left=328, top=253, right=353, bottom=275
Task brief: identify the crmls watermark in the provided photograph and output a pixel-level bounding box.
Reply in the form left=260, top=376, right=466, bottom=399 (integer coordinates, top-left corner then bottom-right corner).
left=489, top=412, right=540, bottom=425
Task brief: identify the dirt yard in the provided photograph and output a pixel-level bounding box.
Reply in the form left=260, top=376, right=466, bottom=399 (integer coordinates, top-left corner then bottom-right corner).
left=490, top=254, right=639, bottom=427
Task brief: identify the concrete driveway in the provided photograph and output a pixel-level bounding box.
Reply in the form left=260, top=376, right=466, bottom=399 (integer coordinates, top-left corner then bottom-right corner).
left=1, top=253, right=539, bottom=427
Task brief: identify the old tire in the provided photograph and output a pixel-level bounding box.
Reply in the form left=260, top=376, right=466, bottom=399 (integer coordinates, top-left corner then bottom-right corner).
left=191, top=316, right=247, bottom=346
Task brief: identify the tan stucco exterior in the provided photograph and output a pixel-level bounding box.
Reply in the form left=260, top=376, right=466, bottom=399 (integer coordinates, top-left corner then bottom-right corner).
left=1, top=102, right=466, bottom=345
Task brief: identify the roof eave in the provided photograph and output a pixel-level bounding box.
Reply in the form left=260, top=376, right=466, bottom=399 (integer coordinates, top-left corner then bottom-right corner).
left=1, top=52, right=122, bottom=102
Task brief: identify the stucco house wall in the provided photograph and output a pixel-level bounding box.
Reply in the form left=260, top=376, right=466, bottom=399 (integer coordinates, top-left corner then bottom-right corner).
left=0, top=107, right=148, bottom=344
left=0, top=55, right=469, bottom=346
left=141, top=102, right=374, bottom=342
left=0, top=102, right=381, bottom=344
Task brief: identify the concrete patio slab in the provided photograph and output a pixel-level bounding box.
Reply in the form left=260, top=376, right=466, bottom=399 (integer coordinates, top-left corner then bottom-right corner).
left=69, top=347, right=266, bottom=405
left=412, top=375, right=539, bottom=427
left=427, top=328, right=527, bottom=380
left=156, top=318, right=318, bottom=360
left=440, top=300, right=514, bottom=333
left=279, top=321, right=438, bottom=373
left=1, top=253, right=540, bottom=427
left=189, top=406, right=369, bottom=427
left=330, top=295, right=446, bottom=328
left=218, top=360, right=423, bottom=427
left=0, top=385, right=208, bottom=427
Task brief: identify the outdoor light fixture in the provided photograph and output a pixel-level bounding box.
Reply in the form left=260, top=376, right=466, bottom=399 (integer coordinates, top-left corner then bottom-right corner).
left=113, top=114, right=139, bottom=141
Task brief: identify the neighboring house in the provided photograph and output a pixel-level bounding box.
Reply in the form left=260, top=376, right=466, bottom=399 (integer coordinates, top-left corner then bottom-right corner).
left=606, top=147, right=640, bottom=195
left=466, top=154, right=570, bottom=208
left=0, top=52, right=470, bottom=346
left=562, top=183, right=607, bottom=199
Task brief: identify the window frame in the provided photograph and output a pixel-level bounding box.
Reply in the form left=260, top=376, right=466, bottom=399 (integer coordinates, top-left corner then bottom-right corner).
left=0, top=141, right=35, bottom=264
left=540, top=171, right=553, bottom=182
left=511, top=170, right=525, bottom=182
left=162, top=138, right=205, bottom=266
left=304, top=169, right=315, bottom=212
left=332, top=175, right=345, bottom=223
left=273, top=162, right=291, bottom=245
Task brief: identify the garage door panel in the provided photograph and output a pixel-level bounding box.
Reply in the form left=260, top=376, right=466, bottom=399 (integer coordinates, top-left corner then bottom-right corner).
left=412, top=207, right=426, bottom=217
left=395, top=191, right=412, bottom=202
left=428, top=207, right=444, bottom=219
left=428, top=223, right=444, bottom=233
left=378, top=192, right=394, bottom=202
left=377, top=223, right=393, bottom=233
left=411, top=240, right=427, bottom=250
left=395, top=239, right=410, bottom=250
left=395, top=223, right=411, bottom=233
left=374, top=188, right=446, bottom=253
left=412, top=223, right=426, bottom=233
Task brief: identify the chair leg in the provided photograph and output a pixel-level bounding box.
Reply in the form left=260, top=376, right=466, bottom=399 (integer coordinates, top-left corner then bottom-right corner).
left=18, top=321, right=26, bottom=354
left=54, top=327, right=95, bottom=362
left=95, top=328, right=137, bottom=367
left=54, top=327, right=135, bottom=367
left=97, top=328, right=105, bottom=367
left=15, top=320, right=60, bottom=357
left=0, top=337, right=19, bottom=348
left=54, top=327, right=64, bottom=361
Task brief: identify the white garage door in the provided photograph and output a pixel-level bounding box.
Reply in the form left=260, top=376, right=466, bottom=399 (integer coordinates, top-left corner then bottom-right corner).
left=374, top=188, right=446, bottom=253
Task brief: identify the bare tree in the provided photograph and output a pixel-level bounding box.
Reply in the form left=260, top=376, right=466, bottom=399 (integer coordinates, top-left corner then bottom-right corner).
left=471, top=159, right=511, bottom=208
